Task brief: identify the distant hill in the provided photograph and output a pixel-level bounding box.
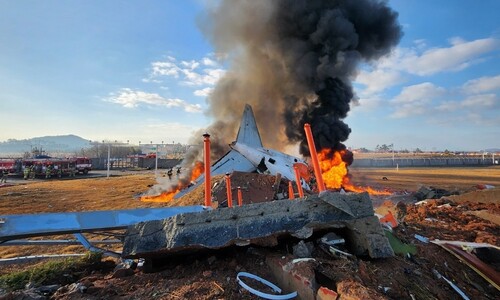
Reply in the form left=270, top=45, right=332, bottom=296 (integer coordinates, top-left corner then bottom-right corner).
left=0, top=135, right=90, bottom=155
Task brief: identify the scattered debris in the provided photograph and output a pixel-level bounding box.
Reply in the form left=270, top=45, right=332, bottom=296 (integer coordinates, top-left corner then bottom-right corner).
left=414, top=186, right=457, bottom=201
left=432, top=240, right=500, bottom=291
left=236, top=271, right=297, bottom=299
left=384, top=230, right=417, bottom=256
left=379, top=211, right=398, bottom=228
left=432, top=269, right=471, bottom=300
left=414, top=234, right=429, bottom=243
left=476, top=184, right=495, bottom=190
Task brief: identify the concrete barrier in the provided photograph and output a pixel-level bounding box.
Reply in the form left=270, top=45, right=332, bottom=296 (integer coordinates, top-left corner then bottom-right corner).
left=351, top=157, right=495, bottom=168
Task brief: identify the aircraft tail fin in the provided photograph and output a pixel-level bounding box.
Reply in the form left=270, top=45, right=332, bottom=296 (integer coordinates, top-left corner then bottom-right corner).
left=235, top=104, right=263, bottom=148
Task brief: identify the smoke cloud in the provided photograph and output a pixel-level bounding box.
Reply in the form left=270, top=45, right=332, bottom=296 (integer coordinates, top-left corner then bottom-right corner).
left=187, top=0, right=402, bottom=164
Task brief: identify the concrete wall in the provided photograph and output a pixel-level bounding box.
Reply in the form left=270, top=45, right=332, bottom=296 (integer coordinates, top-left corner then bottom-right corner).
left=351, top=157, right=497, bottom=168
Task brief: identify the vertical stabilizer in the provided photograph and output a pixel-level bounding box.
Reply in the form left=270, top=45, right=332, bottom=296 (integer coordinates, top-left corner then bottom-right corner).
left=235, top=104, right=263, bottom=148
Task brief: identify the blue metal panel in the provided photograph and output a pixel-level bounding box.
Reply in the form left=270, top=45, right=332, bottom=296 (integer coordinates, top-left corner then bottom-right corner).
left=0, top=206, right=207, bottom=241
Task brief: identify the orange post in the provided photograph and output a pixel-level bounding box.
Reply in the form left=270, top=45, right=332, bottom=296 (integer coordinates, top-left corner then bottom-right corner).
left=237, top=186, right=243, bottom=206
left=304, top=123, right=326, bottom=192
left=203, top=133, right=212, bottom=207
left=288, top=181, right=295, bottom=200
left=293, top=166, right=304, bottom=198
left=225, top=173, right=233, bottom=208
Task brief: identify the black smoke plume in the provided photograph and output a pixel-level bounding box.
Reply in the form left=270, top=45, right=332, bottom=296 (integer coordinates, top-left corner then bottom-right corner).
left=187, top=0, right=402, bottom=165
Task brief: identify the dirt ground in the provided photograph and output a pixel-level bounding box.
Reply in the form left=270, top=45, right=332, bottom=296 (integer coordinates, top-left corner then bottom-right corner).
left=0, top=167, right=499, bottom=299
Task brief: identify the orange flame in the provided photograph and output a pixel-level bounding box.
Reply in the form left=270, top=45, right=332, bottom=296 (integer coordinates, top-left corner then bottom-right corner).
left=318, top=149, right=391, bottom=196
left=141, top=161, right=204, bottom=202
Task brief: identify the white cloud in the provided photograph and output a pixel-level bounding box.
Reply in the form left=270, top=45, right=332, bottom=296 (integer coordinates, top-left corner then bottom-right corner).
left=353, top=36, right=498, bottom=111
left=389, top=38, right=499, bottom=76
left=202, top=57, right=218, bottom=66
left=180, top=67, right=225, bottom=86
left=393, top=82, right=445, bottom=104
left=106, top=88, right=202, bottom=113
left=435, top=94, right=496, bottom=112
left=147, top=55, right=226, bottom=86
left=194, top=87, right=213, bottom=97
left=151, top=61, right=181, bottom=78
left=391, top=82, right=446, bottom=118
left=350, top=93, right=386, bottom=113
left=355, top=69, right=404, bottom=94
left=180, top=60, right=200, bottom=70
left=462, top=75, right=500, bottom=94
left=461, top=94, right=497, bottom=107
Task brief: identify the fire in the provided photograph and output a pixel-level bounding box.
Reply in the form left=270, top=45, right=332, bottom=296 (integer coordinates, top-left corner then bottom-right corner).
left=141, top=161, right=204, bottom=202
left=318, top=149, right=390, bottom=196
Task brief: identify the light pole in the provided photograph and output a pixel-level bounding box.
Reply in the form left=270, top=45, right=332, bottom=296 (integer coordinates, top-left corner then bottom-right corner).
left=106, top=143, right=111, bottom=178
left=146, top=142, right=165, bottom=176
left=89, top=140, right=128, bottom=178
left=392, top=143, right=395, bottom=161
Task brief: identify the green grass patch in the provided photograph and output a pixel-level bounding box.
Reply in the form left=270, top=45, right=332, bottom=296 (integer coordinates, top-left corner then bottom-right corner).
left=0, top=252, right=104, bottom=291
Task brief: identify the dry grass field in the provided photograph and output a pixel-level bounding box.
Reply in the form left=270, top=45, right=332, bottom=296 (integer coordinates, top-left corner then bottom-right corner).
left=349, top=166, right=500, bottom=191
left=0, top=167, right=499, bottom=299
left=0, top=166, right=498, bottom=260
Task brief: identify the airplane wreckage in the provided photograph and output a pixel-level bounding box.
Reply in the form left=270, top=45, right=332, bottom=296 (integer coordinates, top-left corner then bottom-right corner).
left=0, top=105, right=393, bottom=264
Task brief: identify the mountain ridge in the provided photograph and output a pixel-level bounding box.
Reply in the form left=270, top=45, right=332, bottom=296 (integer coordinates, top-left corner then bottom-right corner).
left=0, top=134, right=91, bottom=154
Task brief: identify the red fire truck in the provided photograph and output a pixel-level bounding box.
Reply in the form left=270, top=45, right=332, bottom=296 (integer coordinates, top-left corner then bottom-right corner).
left=74, top=157, right=92, bottom=174
left=0, top=159, right=22, bottom=174
left=1, top=157, right=92, bottom=178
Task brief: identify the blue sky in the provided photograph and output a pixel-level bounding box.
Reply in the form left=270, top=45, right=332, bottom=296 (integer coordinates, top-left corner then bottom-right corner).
left=0, top=0, right=498, bottom=151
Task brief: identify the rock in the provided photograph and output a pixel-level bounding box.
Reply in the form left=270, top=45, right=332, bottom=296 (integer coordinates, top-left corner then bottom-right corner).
left=36, top=285, right=60, bottom=295
left=2, top=289, right=46, bottom=300
left=111, top=261, right=136, bottom=278
left=112, top=267, right=134, bottom=279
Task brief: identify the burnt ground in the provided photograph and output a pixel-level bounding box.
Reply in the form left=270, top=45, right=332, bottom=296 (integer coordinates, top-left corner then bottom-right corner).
left=0, top=168, right=499, bottom=299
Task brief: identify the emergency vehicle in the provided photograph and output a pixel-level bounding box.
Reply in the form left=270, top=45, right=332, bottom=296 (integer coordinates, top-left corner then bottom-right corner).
left=0, top=159, right=22, bottom=174
left=74, top=157, right=92, bottom=174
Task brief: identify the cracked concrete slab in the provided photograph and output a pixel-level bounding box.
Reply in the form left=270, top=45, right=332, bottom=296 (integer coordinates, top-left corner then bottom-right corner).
left=122, top=192, right=393, bottom=259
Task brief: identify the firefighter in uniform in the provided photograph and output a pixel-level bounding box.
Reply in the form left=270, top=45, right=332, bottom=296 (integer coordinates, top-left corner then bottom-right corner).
left=30, top=165, right=36, bottom=179
left=45, top=165, right=52, bottom=179
left=0, top=169, right=8, bottom=183
left=23, top=166, right=30, bottom=180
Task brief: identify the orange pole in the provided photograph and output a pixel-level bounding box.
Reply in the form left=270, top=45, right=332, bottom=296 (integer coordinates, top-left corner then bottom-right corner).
left=304, top=123, right=326, bottom=192
left=225, top=173, right=233, bottom=208
left=288, top=181, right=295, bottom=200
left=237, top=186, right=243, bottom=206
left=203, top=133, right=212, bottom=207
left=293, top=166, right=304, bottom=198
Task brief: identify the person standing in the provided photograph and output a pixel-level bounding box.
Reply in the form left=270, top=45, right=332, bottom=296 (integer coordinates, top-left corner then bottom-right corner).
left=45, top=165, right=52, bottom=179
left=0, top=169, right=8, bottom=183
left=30, top=165, right=36, bottom=179
left=23, top=166, right=30, bottom=180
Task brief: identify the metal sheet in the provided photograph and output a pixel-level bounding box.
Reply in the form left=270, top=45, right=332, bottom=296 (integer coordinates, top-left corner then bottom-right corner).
left=433, top=240, right=500, bottom=291
left=0, top=206, right=207, bottom=241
